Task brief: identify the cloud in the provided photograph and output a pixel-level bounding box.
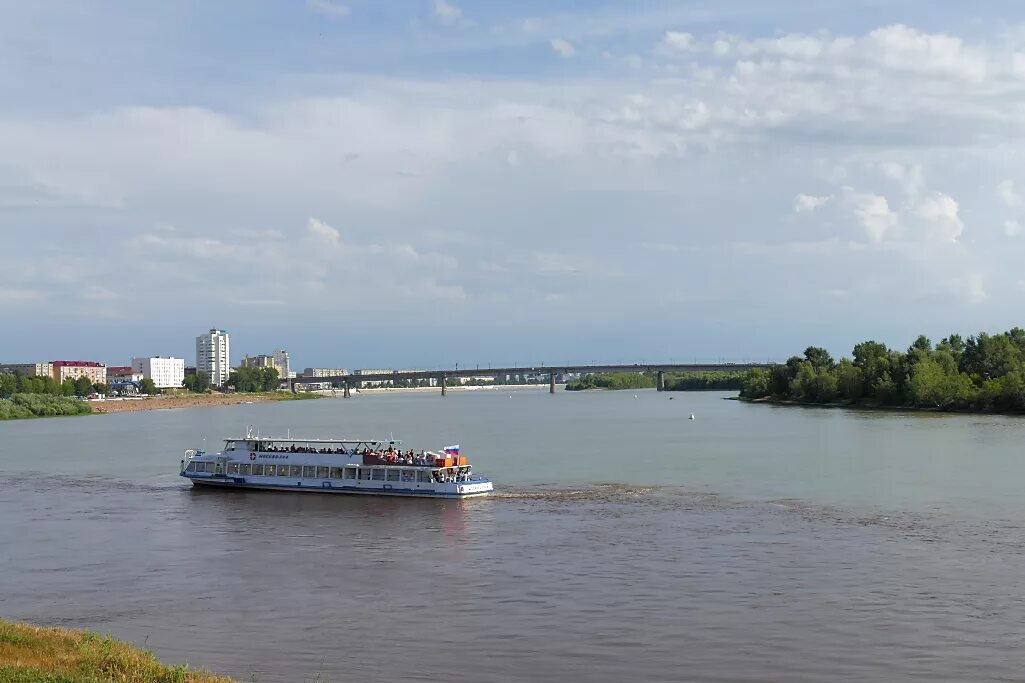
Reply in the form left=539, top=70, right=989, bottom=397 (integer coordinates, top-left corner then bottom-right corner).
left=550, top=38, right=576, bottom=58
left=307, top=216, right=341, bottom=248
left=913, top=192, right=963, bottom=244
left=306, top=0, right=350, bottom=18
left=847, top=191, right=897, bottom=243
left=794, top=194, right=831, bottom=213
left=1005, top=220, right=1023, bottom=237
left=661, top=31, right=694, bottom=52
left=997, top=179, right=1020, bottom=207
left=433, top=0, right=462, bottom=24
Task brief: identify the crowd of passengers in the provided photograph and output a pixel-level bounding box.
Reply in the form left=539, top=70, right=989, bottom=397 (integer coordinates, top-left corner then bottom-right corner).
left=262, top=444, right=442, bottom=466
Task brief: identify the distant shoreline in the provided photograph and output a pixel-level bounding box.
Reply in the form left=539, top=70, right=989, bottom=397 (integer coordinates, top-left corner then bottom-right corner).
left=89, top=392, right=316, bottom=414
left=735, top=395, right=1025, bottom=416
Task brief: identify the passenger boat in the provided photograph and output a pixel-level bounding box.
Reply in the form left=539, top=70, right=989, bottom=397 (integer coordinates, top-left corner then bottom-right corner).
left=180, top=431, right=493, bottom=498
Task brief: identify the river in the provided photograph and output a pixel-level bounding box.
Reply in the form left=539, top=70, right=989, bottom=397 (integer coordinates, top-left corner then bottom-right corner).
left=2, top=389, right=1025, bottom=682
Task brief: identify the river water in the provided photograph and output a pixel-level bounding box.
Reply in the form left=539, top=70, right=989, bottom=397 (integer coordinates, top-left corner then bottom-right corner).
left=2, top=389, right=1025, bottom=682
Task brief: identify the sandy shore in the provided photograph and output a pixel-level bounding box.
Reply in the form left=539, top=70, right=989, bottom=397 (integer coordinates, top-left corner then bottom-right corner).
left=88, top=392, right=302, bottom=414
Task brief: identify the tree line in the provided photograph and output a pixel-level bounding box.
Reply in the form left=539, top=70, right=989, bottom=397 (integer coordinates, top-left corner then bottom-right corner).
left=0, top=373, right=104, bottom=399
left=226, top=367, right=280, bottom=393
left=740, top=327, right=1025, bottom=412
left=566, top=371, right=744, bottom=391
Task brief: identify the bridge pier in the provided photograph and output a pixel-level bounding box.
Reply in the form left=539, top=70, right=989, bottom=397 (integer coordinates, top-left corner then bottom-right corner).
left=550, top=370, right=557, bottom=394
left=343, top=381, right=351, bottom=398
left=441, top=375, right=447, bottom=396
left=657, top=371, right=665, bottom=392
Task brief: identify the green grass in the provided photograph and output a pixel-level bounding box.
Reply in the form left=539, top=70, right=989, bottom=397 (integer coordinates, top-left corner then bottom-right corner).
left=0, top=620, right=234, bottom=683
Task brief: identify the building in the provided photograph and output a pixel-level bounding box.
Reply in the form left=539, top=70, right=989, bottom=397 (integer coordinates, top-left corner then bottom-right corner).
left=302, top=367, right=349, bottom=378
left=196, top=329, right=231, bottom=387
left=52, top=361, right=106, bottom=385
left=241, top=355, right=281, bottom=373
left=0, top=362, right=53, bottom=378
left=107, top=366, right=144, bottom=383
left=131, top=357, right=185, bottom=389
left=272, top=349, right=292, bottom=379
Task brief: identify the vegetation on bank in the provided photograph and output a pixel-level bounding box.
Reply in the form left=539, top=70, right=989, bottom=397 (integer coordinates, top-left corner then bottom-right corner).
left=0, top=619, right=233, bottom=682
left=566, top=372, right=656, bottom=391
left=741, top=327, right=1025, bottom=412
left=663, top=372, right=744, bottom=391
left=0, top=394, right=92, bottom=420
left=225, top=367, right=280, bottom=393
left=566, top=371, right=745, bottom=391
left=0, top=373, right=104, bottom=399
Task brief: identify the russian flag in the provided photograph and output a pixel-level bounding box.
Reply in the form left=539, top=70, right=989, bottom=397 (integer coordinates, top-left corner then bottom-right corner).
left=443, top=445, right=460, bottom=456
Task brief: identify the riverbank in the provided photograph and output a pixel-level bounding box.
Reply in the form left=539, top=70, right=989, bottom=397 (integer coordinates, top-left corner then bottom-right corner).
left=736, top=395, right=1024, bottom=415
left=0, top=619, right=234, bottom=682
left=89, top=391, right=319, bottom=414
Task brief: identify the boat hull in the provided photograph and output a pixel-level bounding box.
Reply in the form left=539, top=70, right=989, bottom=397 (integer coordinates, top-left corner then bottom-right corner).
left=185, top=475, right=492, bottom=498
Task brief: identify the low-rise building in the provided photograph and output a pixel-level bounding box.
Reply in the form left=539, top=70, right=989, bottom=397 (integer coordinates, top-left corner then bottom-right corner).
left=107, top=366, right=144, bottom=383
left=131, top=357, right=185, bottom=389
left=0, top=362, right=54, bottom=378
left=52, top=361, right=106, bottom=385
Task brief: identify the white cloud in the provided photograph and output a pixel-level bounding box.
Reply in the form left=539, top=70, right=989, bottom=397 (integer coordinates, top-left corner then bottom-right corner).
left=550, top=38, right=576, bottom=58
left=433, top=0, right=462, bottom=24
left=847, top=191, right=897, bottom=243
left=913, top=191, right=963, bottom=243
left=1005, top=220, right=1023, bottom=236
left=661, top=31, right=694, bottom=52
left=306, top=0, right=350, bottom=18
left=794, top=194, right=831, bottom=213
left=307, top=216, right=341, bottom=248
left=997, top=179, right=1020, bottom=207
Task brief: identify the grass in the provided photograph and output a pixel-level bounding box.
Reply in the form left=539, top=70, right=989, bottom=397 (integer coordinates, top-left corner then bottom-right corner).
left=0, top=620, right=235, bottom=683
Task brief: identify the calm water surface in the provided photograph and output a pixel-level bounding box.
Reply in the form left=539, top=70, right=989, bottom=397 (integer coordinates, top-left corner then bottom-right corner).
left=3, top=389, right=1025, bottom=682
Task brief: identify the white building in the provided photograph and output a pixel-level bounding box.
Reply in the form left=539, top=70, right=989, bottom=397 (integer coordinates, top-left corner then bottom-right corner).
left=196, top=328, right=231, bottom=387
left=272, top=349, right=292, bottom=379
left=132, top=356, right=185, bottom=389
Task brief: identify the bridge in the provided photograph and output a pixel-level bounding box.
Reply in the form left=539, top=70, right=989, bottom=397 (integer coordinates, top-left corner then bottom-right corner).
left=290, top=363, right=774, bottom=397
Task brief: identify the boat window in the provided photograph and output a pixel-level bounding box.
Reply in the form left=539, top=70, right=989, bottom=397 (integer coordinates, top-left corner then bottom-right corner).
left=289, top=465, right=302, bottom=477
left=229, top=463, right=240, bottom=475
left=252, top=464, right=265, bottom=476
left=386, top=469, right=401, bottom=481
left=185, top=462, right=196, bottom=472
left=329, top=467, right=342, bottom=479
left=225, top=441, right=236, bottom=451
left=265, top=464, right=277, bottom=476
left=344, top=467, right=357, bottom=479
left=200, top=462, right=212, bottom=473
left=277, top=465, right=290, bottom=477
left=302, top=466, right=317, bottom=478
left=359, top=468, right=372, bottom=480
left=316, top=466, right=330, bottom=478
left=417, top=471, right=426, bottom=482
left=400, top=470, right=414, bottom=482
left=372, top=469, right=386, bottom=481
left=240, top=464, right=251, bottom=475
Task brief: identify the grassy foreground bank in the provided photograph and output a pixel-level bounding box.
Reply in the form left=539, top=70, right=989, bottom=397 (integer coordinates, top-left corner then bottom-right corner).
left=0, top=394, right=92, bottom=421
left=0, top=619, right=234, bottom=682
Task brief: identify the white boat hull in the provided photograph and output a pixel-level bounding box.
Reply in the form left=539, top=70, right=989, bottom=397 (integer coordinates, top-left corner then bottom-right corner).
left=183, top=473, right=493, bottom=498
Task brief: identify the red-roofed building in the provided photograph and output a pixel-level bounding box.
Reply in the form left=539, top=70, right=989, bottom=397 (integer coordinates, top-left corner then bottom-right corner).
left=52, top=361, right=107, bottom=385
left=107, top=366, right=143, bottom=383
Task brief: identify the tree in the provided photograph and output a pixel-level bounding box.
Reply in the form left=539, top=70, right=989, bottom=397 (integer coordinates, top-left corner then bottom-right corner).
left=139, top=378, right=158, bottom=395
left=194, top=371, right=210, bottom=392
left=803, top=346, right=835, bottom=370
left=92, top=382, right=109, bottom=396
left=740, top=368, right=771, bottom=399
left=74, top=376, right=94, bottom=397
left=183, top=375, right=196, bottom=392
left=61, top=378, right=76, bottom=396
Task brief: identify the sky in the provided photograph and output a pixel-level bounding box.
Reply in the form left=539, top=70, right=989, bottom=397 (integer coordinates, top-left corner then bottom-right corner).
left=3, top=1, right=1025, bottom=369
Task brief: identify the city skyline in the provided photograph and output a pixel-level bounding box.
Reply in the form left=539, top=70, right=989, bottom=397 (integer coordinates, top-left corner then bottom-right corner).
left=4, top=1, right=1025, bottom=366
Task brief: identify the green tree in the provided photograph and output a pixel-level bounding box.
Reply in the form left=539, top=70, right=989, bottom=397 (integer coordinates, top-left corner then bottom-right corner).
left=139, top=378, right=158, bottom=395
left=194, top=371, right=210, bottom=392
left=803, top=346, right=835, bottom=370
left=739, top=368, right=771, bottom=399
left=74, top=376, right=94, bottom=397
